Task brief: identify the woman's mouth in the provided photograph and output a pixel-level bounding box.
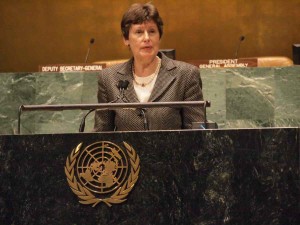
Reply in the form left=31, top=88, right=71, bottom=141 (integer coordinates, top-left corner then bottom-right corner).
left=142, top=46, right=152, bottom=50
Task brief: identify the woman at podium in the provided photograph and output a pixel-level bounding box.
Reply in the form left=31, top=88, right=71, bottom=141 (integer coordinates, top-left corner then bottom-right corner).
left=94, top=3, right=204, bottom=131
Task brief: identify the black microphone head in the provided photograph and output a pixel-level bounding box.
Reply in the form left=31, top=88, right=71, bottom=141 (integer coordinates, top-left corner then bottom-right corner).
left=122, top=80, right=129, bottom=89
left=117, top=80, right=124, bottom=89
left=90, top=38, right=95, bottom=44
left=240, top=36, right=245, bottom=41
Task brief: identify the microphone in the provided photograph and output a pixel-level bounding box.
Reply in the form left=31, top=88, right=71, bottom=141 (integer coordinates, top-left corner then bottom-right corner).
left=79, top=80, right=129, bottom=132
left=120, top=80, right=129, bottom=102
left=122, top=80, right=129, bottom=89
left=111, top=80, right=129, bottom=103
left=84, top=38, right=95, bottom=63
left=234, top=35, right=245, bottom=59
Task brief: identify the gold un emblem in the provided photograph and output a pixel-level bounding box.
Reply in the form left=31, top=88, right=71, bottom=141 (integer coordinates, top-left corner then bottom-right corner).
left=64, top=141, right=140, bottom=207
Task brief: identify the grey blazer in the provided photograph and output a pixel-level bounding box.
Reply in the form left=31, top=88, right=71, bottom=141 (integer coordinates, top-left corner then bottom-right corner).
left=94, top=52, right=204, bottom=131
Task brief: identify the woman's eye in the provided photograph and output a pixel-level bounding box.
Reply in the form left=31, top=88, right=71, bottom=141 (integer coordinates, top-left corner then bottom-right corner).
left=148, top=30, right=157, bottom=35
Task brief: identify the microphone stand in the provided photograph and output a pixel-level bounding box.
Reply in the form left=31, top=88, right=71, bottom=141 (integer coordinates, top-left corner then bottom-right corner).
left=17, top=101, right=210, bottom=134
left=79, top=80, right=130, bottom=132
left=234, top=35, right=245, bottom=59
left=78, top=109, right=95, bottom=132
left=78, top=86, right=126, bottom=132
left=84, top=38, right=95, bottom=63
left=140, top=109, right=149, bottom=130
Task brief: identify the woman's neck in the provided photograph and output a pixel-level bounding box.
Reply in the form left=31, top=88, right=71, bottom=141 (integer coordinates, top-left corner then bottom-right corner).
left=133, top=56, right=159, bottom=77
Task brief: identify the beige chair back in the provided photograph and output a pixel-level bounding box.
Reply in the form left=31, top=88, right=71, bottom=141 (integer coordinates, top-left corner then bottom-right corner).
left=251, top=56, right=293, bottom=67
left=93, top=59, right=128, bottom=67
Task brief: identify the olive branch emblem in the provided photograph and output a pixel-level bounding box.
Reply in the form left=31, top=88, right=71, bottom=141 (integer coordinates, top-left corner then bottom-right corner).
left=64, top=141, right=140, bottom=207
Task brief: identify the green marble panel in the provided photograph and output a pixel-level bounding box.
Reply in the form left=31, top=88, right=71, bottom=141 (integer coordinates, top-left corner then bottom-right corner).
left=31, top=72, right=97, bottom=134
left=201, top=67, right=300, bottom=128
left=274, top=67, right=300, bottom=126
left=0, top=72, right=98, bottom=135
left=226, top=67, right=275, bottom=128
left=201, top=68, right=226, bottom=127
left=0, top=67, right=299, bottom=134
left=0, top=73, right=36, bottom=134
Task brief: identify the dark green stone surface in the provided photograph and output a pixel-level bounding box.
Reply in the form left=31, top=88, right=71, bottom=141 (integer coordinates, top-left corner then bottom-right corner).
left=0, top=128, right=299, bottom=224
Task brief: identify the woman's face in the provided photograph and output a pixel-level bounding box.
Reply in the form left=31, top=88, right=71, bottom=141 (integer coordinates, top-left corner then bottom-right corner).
left=124, top=20, right=160, bottom=62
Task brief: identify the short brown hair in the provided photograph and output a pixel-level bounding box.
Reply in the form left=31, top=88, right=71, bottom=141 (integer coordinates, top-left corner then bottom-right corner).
left=121, top=3, right=164, bottom=40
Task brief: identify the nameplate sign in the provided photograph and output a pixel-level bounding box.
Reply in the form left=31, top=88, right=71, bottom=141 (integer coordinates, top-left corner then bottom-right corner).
left=38, top=63, right=106, bottom=72
left=188, top=58, right=258, bottom=68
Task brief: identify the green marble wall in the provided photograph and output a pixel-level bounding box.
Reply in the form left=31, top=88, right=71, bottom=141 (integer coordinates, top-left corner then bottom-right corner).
left=0, top=72, right=98, bottom=135
left=202, top=66, right=300, bottom=128
left=0, top=67, right=299, bottom=134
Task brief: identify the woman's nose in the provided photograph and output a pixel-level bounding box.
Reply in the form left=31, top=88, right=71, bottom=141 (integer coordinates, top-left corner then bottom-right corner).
left=143, top=31, right=150, bottom=41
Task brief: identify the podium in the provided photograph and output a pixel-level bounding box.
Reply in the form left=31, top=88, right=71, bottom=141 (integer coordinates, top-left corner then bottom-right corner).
left=0, top=128, right=299, bottom=224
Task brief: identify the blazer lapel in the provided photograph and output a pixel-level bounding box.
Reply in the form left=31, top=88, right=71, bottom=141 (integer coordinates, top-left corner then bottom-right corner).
left=148, top=55, right=177, bottom=102
left=117, top=58, right=139, bottom=103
